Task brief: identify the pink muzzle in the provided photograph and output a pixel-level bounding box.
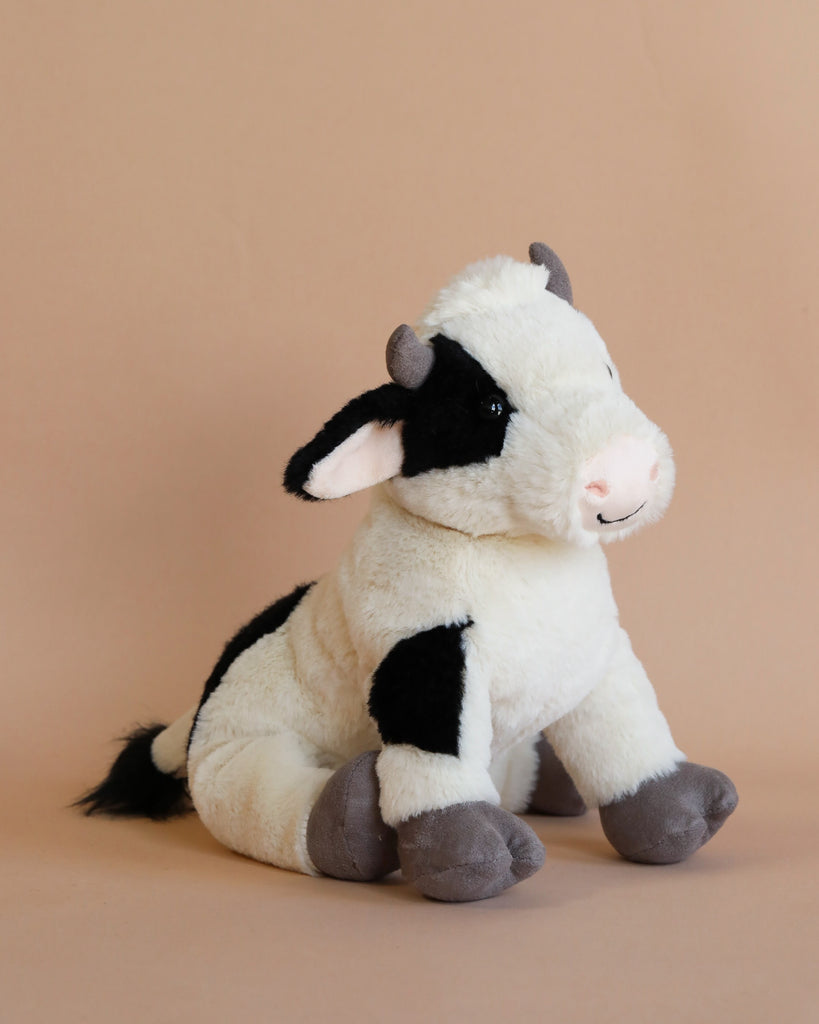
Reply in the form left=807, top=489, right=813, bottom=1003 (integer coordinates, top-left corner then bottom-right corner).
left=580, top=436, right=660, bottom=530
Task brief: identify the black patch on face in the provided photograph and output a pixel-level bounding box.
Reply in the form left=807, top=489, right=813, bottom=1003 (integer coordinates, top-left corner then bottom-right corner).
left=368, top=620, right=471, bottom=757
left=190, top=583, right=314, bottom=746
left=284, top=384, right=410, bottom=500
left=400, top=336, right=514, bottom=478
left=73, top=724, right=192, bottom=820
left=283, top=336, right=513, bottom=501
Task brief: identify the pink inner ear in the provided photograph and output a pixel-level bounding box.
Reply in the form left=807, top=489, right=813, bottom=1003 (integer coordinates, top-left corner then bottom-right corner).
left=304, top=421, right=404, bottom=499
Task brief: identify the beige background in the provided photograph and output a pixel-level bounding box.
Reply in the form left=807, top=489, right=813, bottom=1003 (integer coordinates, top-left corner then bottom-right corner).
left=2, top=2, right=817, bottom=1021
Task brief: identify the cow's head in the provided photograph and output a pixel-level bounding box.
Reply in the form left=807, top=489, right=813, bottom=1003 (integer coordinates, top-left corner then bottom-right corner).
left=284, top=244, right=674, bottom=547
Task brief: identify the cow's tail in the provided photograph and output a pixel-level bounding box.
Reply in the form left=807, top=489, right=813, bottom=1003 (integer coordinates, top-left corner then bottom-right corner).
left=75, top=707, right=197, bottom=820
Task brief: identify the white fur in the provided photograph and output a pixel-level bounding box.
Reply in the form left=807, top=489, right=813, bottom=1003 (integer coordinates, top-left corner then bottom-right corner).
left=546, top=629, right=684, bottom=806
left=402, top=256, right=675, bottom=545
left=151, top=706, right=196, bottom=776
left=489, top=737, right=540, bottom=814
left=188, top=487, right=682, bottom=865
left=181, top=252, right=685, bottom=873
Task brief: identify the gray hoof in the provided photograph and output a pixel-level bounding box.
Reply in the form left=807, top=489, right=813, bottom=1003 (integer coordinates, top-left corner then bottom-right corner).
left=306, top=751, right=399, bottom=881
left=600, top=762, right=738, bottom=864
left=397, top=801, right=546, bottom=902
left=527, top=735, right=587, bottom=816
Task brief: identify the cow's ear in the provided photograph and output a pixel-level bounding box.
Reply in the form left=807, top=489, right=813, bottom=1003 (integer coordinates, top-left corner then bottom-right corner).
left=284, top=384, right=410, bottom=501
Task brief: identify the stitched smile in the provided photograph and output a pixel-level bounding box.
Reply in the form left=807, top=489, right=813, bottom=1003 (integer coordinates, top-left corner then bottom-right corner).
left=597, top=502, right=647, bottom=525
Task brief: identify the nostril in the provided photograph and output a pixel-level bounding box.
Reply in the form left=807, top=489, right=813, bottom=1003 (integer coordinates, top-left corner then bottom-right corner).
left=649, top=462, right=659, bottom=482
left=585, top=480, right=609, bottom=499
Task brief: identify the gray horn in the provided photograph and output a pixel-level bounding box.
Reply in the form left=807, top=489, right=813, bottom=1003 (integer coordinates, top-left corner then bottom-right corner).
left=528, top=242, right=573, bottom=306
left=386, top=324, right=435, bottom=389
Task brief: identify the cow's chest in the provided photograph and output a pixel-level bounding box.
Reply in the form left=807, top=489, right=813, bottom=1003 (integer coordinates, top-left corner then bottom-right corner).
left=465, top=537, right=619, bottom=753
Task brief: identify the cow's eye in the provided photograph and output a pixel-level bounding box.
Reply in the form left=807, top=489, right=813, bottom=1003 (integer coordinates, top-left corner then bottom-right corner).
left=479, top=393, right=506, bottom=419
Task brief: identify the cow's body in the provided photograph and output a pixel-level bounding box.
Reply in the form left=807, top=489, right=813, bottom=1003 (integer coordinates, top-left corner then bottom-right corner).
left=80, top=244, right=736, bottom=901
left=186, top=484, right=681, bottom=873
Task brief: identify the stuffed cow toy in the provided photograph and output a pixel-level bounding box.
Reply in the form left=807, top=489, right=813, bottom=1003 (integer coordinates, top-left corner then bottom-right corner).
left=79, top=243, right=737, bottom=902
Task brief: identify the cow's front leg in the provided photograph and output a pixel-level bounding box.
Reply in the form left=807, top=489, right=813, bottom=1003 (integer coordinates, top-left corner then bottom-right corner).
left=546, top=627, right=737, bottom=864
left=395, top=800, right=544, bottom=902
left=599, top=762, right=737, bottom=864
left=369, top=621, right=545, bottom=902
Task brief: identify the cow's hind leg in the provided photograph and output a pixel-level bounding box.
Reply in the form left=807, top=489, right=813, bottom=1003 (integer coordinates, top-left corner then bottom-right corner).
left=490, top=735, right=586, bottom=817
left=189, top=735, right=398, bottom=880
left=306, top=751, right=399, bottom=881
left=526, top=735, right=587, bottom=816
left=189, top=730, right=335, bottom=875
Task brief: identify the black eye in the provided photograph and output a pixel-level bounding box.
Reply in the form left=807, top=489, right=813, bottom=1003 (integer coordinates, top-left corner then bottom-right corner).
left=606, top=364, right=613, bottom=378
left=479, top=393, right=506, bottom=419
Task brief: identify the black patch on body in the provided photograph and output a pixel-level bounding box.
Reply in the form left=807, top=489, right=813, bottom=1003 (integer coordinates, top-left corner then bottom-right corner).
left=368, top=620, right=471, bottom=757
left=192, top=582, right=314, bottom=726
left=74, top=724, right=191, bottom=820
left=400, top=336, right=514, bottom=477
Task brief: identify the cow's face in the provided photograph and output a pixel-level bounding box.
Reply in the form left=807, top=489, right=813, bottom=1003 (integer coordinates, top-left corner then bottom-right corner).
left=285, top=247, right=674, bottom=547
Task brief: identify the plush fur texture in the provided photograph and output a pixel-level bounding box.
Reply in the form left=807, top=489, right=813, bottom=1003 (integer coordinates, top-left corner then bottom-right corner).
left=399, top=335, right=514, bottom=476
left=368, top=621, right=470, bottom=756
left=75, top=724, right=191, bottom=820
left=151, top=707, right=196, bottom=775
left=285, top=386, right=408, bottom=500
left=488, top=738, right=540, bottom=813
left=191, top=582, right=313, bottom=738
left=526, top=735, right=587, bottom=816
left=305, top=422, right=404, bottom=500
left=82, top=245, right=736, bottom=898
left=392, top=257, right=675, bottom=544
left=185, top=480, right=682, bottom=849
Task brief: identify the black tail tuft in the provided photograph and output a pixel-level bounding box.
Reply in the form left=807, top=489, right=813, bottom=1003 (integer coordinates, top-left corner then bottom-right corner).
left=74, top=724, right=192, bottom=821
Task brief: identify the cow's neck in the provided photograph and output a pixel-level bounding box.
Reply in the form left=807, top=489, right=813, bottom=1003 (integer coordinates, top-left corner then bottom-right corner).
left=369, top=483, right=577, bottom=557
